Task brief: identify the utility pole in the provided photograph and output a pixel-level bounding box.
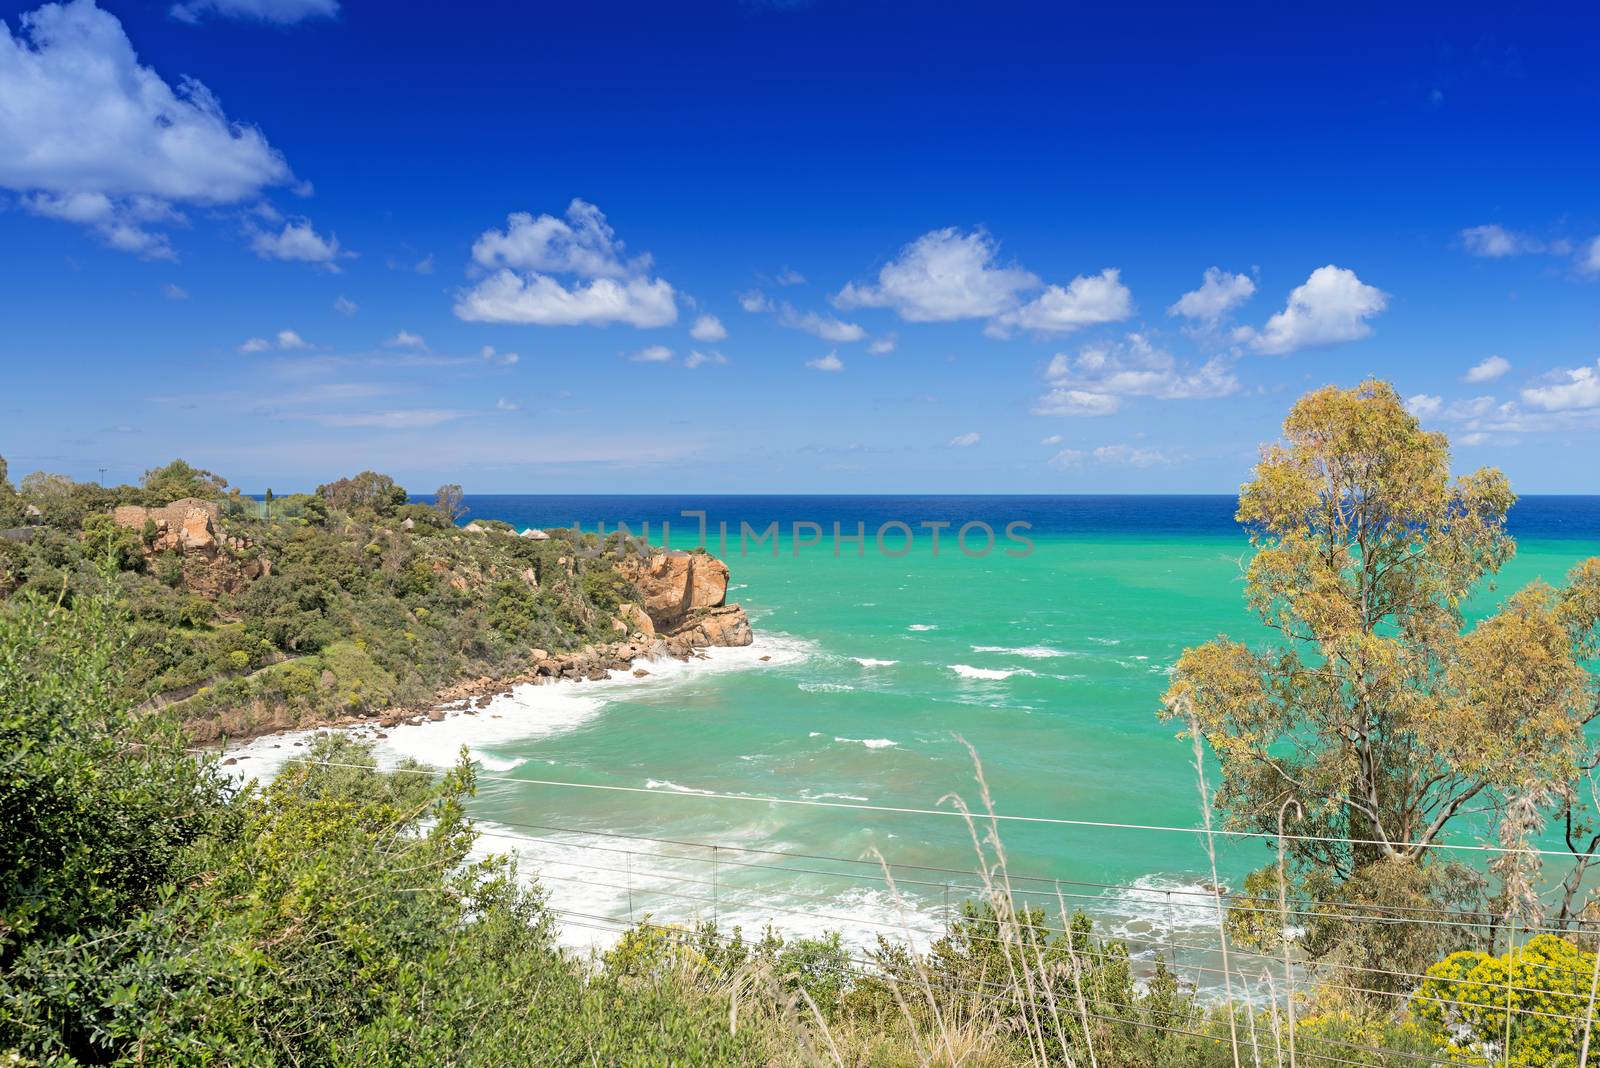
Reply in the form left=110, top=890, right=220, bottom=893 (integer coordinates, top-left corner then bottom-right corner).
left=98, top=467, right=107, bottom=487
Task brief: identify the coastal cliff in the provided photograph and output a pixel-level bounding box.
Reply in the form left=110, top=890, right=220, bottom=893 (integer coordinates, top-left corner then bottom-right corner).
left=0, top=457, right=757, bottom=743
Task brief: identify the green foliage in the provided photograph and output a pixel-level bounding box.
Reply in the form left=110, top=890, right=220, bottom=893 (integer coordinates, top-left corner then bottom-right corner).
left=1163, top=379, right=1600, bottom=971
left=1411, top=933, right=1597, bottom=1066
left=0, top=581, right=223, bottom=953
left=434, top=482, right=467, bottom=523
left=316, top=470, right=408, bottom=516
left=139, top=459, right=228, bottom=504
left=0, top=464, right=633, bottom=739
left=78, top=514, right=143, bottom=572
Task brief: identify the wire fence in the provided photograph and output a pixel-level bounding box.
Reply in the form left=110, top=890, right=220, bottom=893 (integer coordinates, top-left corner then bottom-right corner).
left=219, top=744, right=1600, bottom=1066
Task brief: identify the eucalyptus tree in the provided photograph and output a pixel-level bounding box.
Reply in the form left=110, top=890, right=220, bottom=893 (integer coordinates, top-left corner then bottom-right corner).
left=1164, top=380, right=1600, bottom=946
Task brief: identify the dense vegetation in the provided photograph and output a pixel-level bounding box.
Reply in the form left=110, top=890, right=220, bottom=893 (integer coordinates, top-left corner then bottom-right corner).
left=0, top=458, right=634, bottom=738
left=1165, top=381, right=1600, bottom=1003
left=7, top=382, right=1600, bottom=1065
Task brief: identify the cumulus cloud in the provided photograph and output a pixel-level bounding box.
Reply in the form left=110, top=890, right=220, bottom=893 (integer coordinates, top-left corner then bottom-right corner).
left=333, top=295, right=358, bottom=316
left=630, top=344, right=673, bottom=363
left=1168, top=267, right=1255, bottom=324
left=455, top=200, right=677, bottom=327
left=250, top=219, right=348, bottom=269
left=1582, top=237, right=1600, bottom=276
left=807, top=352, right=843, bottom=372
left=690, top=314, right=727, bottom=341
left=1032, top=333, right=1238, bottom=417
left=0, top=0, right=294, bottom=256
left=1033, top=389, right=1121, bottom=417
left=495, top=398, right=520, bottom=412
left=480, top=345, right=520, bottom=366
left=775, top=268, right=806, bottom=286
left=1461, top=224, right=1546, bottom=258
left=949, top=432, right=981, bottom=447
left=988, top=268, right=1134, bottom=336
left=739, top=289, right=773, bottom=313
left=169, top=0, right=337, bottom=22
left=161, top=282, right=188, bottom=300
left=777, top=303, right=866, bottom=342
left=385, top=330, right=426, bottom=350
left=1522, top=361, right=1600, bottom=412
left=834, top=225, right=1134, bottom=337
left=685, top=350, right=727, bottom=369
left=1245, top=266, right=1388, bottom=355
left=1405, top=394, right=1443, bottom=418
left=833, top=227, right=1039, bottom=322
left=239, top=328, right=307, bottom=353
left=1040, top=434, right=1064, bottom=446
left=1464, top=355, right=1511, bottom=383
left=867, top=336, right=896, bottom=355
left=456, top=271, right=676, bottom=328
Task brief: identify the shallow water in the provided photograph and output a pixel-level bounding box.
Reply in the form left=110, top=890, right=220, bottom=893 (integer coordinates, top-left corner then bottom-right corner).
left=225, top=495, right=1600, bottom=983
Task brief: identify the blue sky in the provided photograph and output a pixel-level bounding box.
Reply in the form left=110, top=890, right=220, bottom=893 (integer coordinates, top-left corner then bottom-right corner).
left=2, top=0, right=1599, bottom=494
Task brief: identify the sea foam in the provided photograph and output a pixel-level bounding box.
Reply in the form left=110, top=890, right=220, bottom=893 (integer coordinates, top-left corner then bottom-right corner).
left=949, top=664, right=1034, bottom=680
left=970, top=644, right=1071, bottom=658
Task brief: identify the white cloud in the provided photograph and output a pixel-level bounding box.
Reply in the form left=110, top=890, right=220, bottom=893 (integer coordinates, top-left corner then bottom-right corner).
left=238, top=328, right=306, bottom=354
left=480, top=345, right=520, bottom=367
left=333, top=295, right=358, bottom=316
left=385, top=330, right=427, bottom=350
left=1522, top=361, right=1600, bottom=412
left=989, top=268, right=1134, bottom=335
left=470, top=198, right=642, bottom=277
left=1458, top=431, right=1488, bottom=446
left=775, top=268, right=806, bottom=286
left=807, top=352, right=843, bottom=372
left=1444, top=395, right=1497, bottom=420
left=251, top=219, right=348, bottom=269
left=867, top=335, right=896, bottom=355
left=456, top=200, right=676, bottom=328
left=275, top=329, right=309, bottom=350
left=630, top=344, right=673, bottom=363
left=834, top=227, right=1039, bottom=322
left=1040, top=434, right=1063, bottom=446
left=1048, top=448, right=1087, bottom=467
left=0, top=1, right=293, bottom=256
left=1405, top=394, right=1443, bottom=418
left=1032, top=333, right=1238, bottom=417
left=239, top=336, right=269, bottom=354
left=161, top=282, right=188, bottom=300
left=1168, top=267, right=1255, bottom=324
left=495, top=398, right=520, bottom=412
left=949, top=432, right=981, bottom=447
left=455, top=271, right=676, bottom=328
left=1032, top=389, right=1121, bottom=417
left=1246, top=266, right=1388, bottom=355
left=685, top=349, right=727, bottom=369
left=1461, top=224, right=1544, bottom=258
left=1582, top=237, right=1600, bottom=276
left=1464, top=355, right=1511, bottom=383
left=690, top=314, right=727, bottom=341
left=739, top=289, right=773, bottom=313
left=413, top=253, right=434, bottom=275
left=777, top=303, right=866, bottom=342
left=170, top=0, right=337, bottom=23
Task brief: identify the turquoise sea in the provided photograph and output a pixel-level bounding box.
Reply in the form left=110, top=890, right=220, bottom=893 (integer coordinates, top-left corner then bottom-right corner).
left=236, top=496, right=1600, bottom=975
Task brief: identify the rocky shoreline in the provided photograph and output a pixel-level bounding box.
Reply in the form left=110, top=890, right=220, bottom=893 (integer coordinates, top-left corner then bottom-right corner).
left=213, top=549, right=754, bottom=748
